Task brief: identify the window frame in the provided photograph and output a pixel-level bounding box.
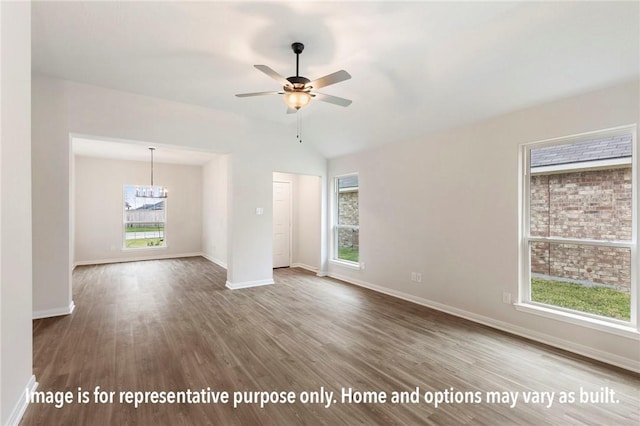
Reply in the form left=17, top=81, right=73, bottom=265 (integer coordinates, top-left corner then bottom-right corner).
left=122, top=184, right=168, bottom=250
left=517, top=125, right=638, bottom=336
left=331, top=173, right=360, bottom=268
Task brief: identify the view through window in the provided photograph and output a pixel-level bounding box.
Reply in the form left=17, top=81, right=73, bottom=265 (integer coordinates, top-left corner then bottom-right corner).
left=334, top=174, right=359, bottom=263
left=523, top=129, right=635, bottom=323
left=124, top=185, right=166, bottom=248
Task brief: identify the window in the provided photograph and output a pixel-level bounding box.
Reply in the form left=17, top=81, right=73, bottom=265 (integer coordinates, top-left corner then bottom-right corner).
left=123, top=185, right=166, bottom=249
left=520, top=126, right=636, bottom=328
left=333, top=174, right=359, bottom=264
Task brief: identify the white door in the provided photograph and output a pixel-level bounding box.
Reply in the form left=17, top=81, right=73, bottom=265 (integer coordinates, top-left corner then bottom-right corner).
left=273, top=181, right=291, bottom=268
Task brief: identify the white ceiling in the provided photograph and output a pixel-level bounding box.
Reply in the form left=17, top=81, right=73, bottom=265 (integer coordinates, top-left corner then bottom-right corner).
left=33, top=1, right=639, bottom=159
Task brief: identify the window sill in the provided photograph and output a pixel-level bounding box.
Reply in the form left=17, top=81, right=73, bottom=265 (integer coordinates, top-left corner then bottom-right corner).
left=514, top=302, right=639, bottom=340
left=122, top=246, right=168, bottom=251
left=329, top=259, right=361, bottom=271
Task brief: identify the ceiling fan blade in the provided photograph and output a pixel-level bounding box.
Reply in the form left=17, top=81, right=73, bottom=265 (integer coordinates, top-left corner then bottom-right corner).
left=310, top=92, right=352, bottom=107
left=254, top=65, right=291, bottom=87
left=307, top=70, right=351, bottom=90
left=286, top=107, right=298, bottom=114
left=235, top=91, right=283, bottom=97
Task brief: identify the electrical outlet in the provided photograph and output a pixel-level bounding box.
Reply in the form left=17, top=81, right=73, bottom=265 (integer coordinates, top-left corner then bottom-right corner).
left=411, top=272, right=417, bottom=282
left=360, top=262, right=366, bottom=270
left=416, top=273, right=422, bottom=283
left=502, top=292, right=512, bottom=304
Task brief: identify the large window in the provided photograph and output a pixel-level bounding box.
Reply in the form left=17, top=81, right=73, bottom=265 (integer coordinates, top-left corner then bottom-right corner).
left=123, top=185, right=166, bottom=249
left=333, top=174, right=359, bottom=264
left=520, top=126, right=636, bottom=328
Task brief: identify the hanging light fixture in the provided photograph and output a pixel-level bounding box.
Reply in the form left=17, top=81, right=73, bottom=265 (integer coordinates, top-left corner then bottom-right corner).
left=283, top=90, right=311, bottom=110
left=136, top=147, right=168, bottom=198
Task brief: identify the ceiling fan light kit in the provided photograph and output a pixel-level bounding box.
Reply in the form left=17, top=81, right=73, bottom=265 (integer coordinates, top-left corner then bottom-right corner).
left=236, top=42, right=352, bottom=113
left=283, top=91, right=311, bottom=109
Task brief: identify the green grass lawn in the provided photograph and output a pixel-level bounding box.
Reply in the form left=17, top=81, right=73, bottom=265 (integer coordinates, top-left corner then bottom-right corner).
left=125, top=226, right=165, bottom=233
left=338, top=246, right=359, bottom=262
left=125, top=238, right=164, bottom=248
left=531, top=278, right=630, bottom=321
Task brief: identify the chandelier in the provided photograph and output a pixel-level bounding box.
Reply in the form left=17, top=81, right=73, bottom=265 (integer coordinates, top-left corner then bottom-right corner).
left=135, top=147, right=168, bottom=198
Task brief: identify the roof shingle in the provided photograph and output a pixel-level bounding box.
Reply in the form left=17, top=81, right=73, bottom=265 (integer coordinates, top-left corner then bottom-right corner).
left=531, top=134, right=632, bottom=168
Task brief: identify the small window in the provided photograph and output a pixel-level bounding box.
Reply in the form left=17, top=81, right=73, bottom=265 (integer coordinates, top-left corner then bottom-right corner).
left=333, top=174, right=359, bottom=263
left=123, top=185, right=166, bottom=249
left=521, top=127, right=636, bottom=326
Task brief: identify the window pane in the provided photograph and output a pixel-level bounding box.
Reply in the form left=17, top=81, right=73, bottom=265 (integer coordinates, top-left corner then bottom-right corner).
left=529, top=135, right=632, bottom=240
left=337, top=176, right=359, bottom=226
left=125, top=223, right=165, bottom=248
left=124, top=185, right=166, bottom=248
left=530, top=242, right=631, bottom=321
left=337, top=228, right=359, bottom=262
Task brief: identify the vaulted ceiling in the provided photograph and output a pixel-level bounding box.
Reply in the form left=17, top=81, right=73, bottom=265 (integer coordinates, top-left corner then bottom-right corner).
left=32, top=1, right=639, bottom=159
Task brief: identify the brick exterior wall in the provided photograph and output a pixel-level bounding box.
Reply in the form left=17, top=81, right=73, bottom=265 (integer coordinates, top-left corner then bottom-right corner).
left=530, top=167, right=631, bottom=289
left=338, top=190, right=359, bottom=248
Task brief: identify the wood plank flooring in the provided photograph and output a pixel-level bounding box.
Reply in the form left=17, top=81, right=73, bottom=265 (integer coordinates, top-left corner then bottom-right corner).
left=21, top=257, right=640, bottom=425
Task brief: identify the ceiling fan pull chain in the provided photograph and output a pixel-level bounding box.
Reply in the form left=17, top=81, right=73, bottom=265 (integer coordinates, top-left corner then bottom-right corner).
left=296, top=110, right=303, bottom=143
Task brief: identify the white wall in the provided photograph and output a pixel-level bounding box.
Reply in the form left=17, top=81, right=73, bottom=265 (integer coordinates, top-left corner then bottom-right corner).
left=0, top=1, right=35, bottom=424
left=74, top=156, right=203, bottom=264
left=202, top=155, right=228, bottom=268
left=32, top=75, right=327, bottom=314
left=328, top=79, right=640, bottom=371
left=273, top=172, right=322, bottom=273
left=293, top=174, right=322, bottom=271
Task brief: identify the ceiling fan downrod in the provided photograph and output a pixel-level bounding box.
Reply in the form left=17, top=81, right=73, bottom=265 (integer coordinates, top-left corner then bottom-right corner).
left=291, top=42, right=304, bottom=77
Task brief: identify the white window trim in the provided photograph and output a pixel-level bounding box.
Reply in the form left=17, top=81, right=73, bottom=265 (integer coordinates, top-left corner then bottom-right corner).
left=332, top=173, right=360, bottom=267
left=518, top=124, right=638, bottom=333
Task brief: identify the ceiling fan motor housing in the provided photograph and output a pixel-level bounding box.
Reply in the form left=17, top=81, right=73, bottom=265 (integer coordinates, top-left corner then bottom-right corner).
left=286, top=76, right=310, bottom=90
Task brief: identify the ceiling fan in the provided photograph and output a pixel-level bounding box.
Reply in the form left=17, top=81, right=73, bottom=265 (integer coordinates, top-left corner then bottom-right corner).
left=236, top=42, right=352, bottom=113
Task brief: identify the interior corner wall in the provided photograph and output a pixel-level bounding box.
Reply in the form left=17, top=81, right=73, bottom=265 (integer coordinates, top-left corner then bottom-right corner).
left=74, top=156, right=203, bottom=265
left=31, top=75, right=326, bottom=314
left=202, top=154, right=228, bottom=268
left=225, top=146, right=326, bottom=286
left=327, top=79, right=640, bottom=371
left=1, top=1, right=33, bottom=424
left=32, top=78, right=73, bottom=317
left=293, top=174, right=322, bottom=271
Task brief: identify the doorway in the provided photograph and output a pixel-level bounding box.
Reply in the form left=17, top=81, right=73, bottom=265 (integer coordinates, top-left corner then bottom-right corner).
left=272, top=172, right=322, bottom=273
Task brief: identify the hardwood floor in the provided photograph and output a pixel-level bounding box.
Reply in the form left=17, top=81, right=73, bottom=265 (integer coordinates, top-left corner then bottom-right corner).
left=21, top=257, right=639, bottom=425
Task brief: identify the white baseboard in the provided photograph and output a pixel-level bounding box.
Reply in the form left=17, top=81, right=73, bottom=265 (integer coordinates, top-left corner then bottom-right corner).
left=202, top=253, right=227, bottom=269
left=225, top=278, right=274, bottom=290
left=33, top=300, right=75, bottom=320
left=316, top=270, right=328, bottom=277
left=291, top=263, right=318, bottom=274
left=329, top=272, right=640, bottom=373
left=73, top=252, right=203, bottom=267
left=6, top=374, right=37, bottom=426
